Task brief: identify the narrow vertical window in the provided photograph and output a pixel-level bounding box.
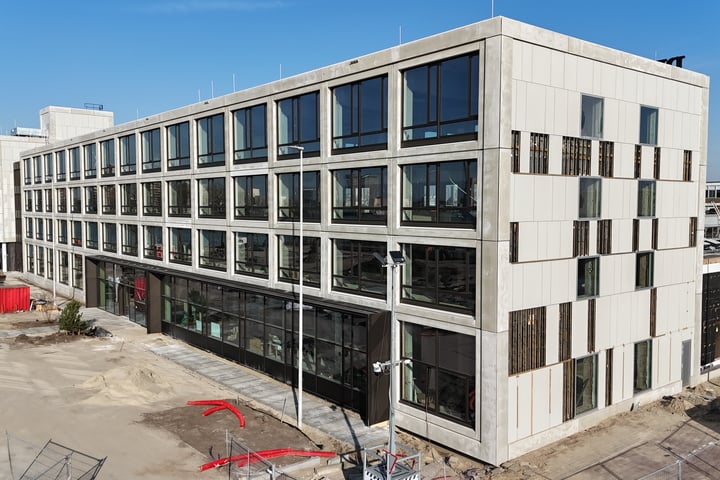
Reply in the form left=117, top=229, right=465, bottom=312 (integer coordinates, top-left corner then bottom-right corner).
left=587, top=298, right=596, bottom=352
left=599, top=141, right=614, bottom=177
left=233, top=104, right=267, bottom=162
left=633, top=340, right=652, bottom=392
left=597, top=219, right=612, bottom=255
left=652, top=218, right=659, bottom=250
left=559, top=302, right=572, bottom=362
left=197, top=113, right=225, bottom=166
left=653, top=147, right=661, bottom=180
left=632, top=219, right=639, bottom=252
left=689, top=217, right=698, bottom=247
left=650, top=288, right=657, bottom=337
left=167, top=122, right=190, bottom=169
left=683, top=150, right=692, bottom=182
left=511, top=130, right=520, bottom=173
left=529, top=133, right=549, bottom=174
left=605, top=348, right=613, bottom=406
left=634, top=145, right=642, bottom=179
left=510, top=222, right=519, bottom=263
left=573, top=221, right=589, bottom=257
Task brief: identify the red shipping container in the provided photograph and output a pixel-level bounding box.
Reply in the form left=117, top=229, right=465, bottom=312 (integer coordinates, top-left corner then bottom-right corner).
left=0, top=286, right=31, bottom=313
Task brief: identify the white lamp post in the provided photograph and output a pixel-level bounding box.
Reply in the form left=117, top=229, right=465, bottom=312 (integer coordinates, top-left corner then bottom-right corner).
left=288, top=144, right=305, bottom=430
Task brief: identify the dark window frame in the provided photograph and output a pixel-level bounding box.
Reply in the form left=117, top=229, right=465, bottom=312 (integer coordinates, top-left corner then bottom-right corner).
left=332, top=166, right=388, bottom=224
left=401, top=53, right=479, bottom=147
left=331, top=75, right=388, bottom=153
left=141, top=128, right=161, bottom=173
left=167, top=121, right=191, bottom=169
left=233, top=104, right=268, bottom=163
left=234, top=232, right=269, bottom=278
left=332, top=239, right=387, bottom=298
left=234, top=175, right=268, bottom=220
left=197, top=113, right=226, bottom=167
left=277, top=92, right=320, bottom=157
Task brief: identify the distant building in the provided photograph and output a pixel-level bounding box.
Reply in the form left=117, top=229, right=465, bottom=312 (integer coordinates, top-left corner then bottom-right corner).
left=15, top=17, right=710, bottom=465
left=0, top=106, right=113, bottom=271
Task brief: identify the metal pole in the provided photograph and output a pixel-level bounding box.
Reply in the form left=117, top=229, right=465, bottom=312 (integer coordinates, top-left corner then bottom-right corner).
left=289, top=145, right=305, bottom=431
left=387, top=263, right=397, bottom=480
left=299, top=146, right=304, bottom=431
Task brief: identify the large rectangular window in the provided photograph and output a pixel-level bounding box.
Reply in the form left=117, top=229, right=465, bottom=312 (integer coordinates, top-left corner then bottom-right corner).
left=234, top=232, right=269, bottom=277
left=103, top=223, right=117, bottom=253
left=402, top=244, right=475, bottom=313
left=120, top=183, right=137, bottom=215
left=44, top=153, right=54, bottom=182
left=332, top=75, right=388, bottom=151
left=198, top=114, right=225, bottom=166
left=278, top=235, right=321, bottom=287
left=85, top=186, right=97, bottom=214
left=233, top=104, right=267, bottom=162
left=56, top=150, right=66, bottom=181
left=639, top=106, right=658, bottom=145
left=199, top=229, right=226, bottom=271
left=169, top=227, right=192, bottom=265
left=84, top=143, right=97, bottom=178
left=401, top=160, right=477, bottom=226
left=509, top=307, right=546, bottom=375
left=168, top=180, right=191, bottom=216
left=102, top=185, right=116, bottom=215
left=581, top=95, right=603, bottom=138
left=141, top=128, right=161, bottom=172
left=101, top=139, right=115, bottom=176
left=58, top=220, right=68, bottom=244
left=577, top=257, right=599, bottom=298
left=332, top=239, right=386, bottom=297
left=234, top=175, right=268, bottom=219
left=122, top=224, right=138, bottom=256
left=579, top=177, right=601, bottom=219
left=144, top=225, right=163, bottom=260
left=70, top=187, right=82, bottom=213
left=638, top=180, right=656, bottom=217
left=277, top=92, right=320, bottom=156
left=119, top=134, right=137, bottom=174
left=634, top=339, right=652, bottom=392
left=69, top=147, right=81, bottom=180
left=401, top=323, right=476, bottom=426
left=198, top=177, right=226, bottom=218
left=575, top=355, right=598, bottom=415
left=402, top=53, right=478, bottom=144
left=86, top=222, right=98, bottom=250
left=143, top=182, right=162, bottom=216
left=73, top=254, right=83, bottom=290
left=332, top=167, right=387, bottom=223
left=167, top=121, right=190, bottom=169
left=278, top=171, right=320, bottom=222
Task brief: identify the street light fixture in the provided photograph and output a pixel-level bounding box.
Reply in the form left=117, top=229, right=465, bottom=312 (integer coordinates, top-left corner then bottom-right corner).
left=375, top=250, right=405, bottom=480
left=287, top=144, right=304, bottom=431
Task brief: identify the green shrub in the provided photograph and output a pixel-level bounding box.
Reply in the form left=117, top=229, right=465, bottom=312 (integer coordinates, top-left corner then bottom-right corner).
left=58, top=300, right=86, bottom=335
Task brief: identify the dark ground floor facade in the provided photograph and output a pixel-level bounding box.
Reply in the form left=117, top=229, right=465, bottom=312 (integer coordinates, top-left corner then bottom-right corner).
left=85, top=255, right=392, bottom=425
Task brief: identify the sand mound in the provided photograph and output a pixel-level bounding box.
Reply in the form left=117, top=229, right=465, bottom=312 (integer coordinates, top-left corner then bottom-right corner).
left=80, top=366, right=175, bottom=405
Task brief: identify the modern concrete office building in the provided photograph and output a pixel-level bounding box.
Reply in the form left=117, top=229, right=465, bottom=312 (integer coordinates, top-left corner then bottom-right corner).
left=1, top=107, right=113, bottom=272
left=17, top=17, right=710, bottom=464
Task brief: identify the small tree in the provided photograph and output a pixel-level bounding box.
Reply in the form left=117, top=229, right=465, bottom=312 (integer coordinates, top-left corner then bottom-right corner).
left=58, top=300, right=86, bottom=335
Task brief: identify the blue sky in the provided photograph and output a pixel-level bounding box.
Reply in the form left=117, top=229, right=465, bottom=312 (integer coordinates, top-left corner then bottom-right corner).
left=1, top=0, right=717, bottom=176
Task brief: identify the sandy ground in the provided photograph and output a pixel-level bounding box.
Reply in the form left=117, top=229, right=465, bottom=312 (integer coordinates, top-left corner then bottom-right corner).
left=0, top=309, right=328, bottom=479
left=1, top=280, right=719, bottom=479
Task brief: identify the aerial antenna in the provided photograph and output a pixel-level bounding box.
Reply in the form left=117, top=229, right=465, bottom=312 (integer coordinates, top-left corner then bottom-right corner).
left=198, top=89, right=201, bottom=102
left=211, top=80, right=214, bottom=98
left=492, top=0, right=495, bottom=17
left=399, top=25, right=402, bottom=45
left=279, top=63, right=283, bottom=79
left=233, top=74, right=236, bottom=92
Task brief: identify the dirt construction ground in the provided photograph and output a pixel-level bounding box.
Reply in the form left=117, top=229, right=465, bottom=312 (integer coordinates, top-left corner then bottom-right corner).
left=1, top=286, right=720, bottom=478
